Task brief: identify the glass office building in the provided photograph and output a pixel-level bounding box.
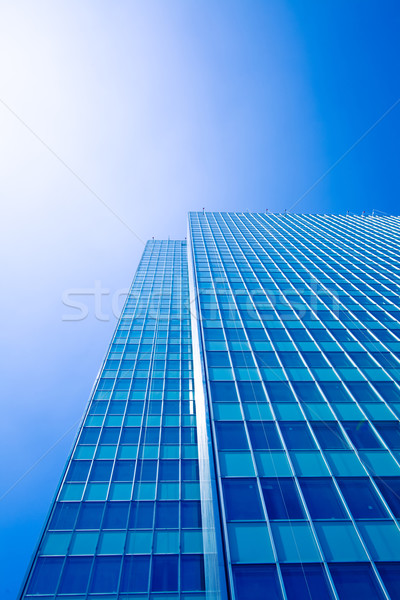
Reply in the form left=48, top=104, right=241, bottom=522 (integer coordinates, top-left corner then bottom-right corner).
left=20, top=214, right=400, bottom=599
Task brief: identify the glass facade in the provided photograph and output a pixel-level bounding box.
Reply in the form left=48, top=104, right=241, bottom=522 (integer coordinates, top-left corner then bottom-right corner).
left=20, top=213, right=400, bottom=599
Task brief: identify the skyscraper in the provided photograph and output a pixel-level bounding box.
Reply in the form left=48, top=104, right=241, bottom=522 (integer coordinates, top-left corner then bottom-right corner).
left=20, top=213, right=400, bottom=599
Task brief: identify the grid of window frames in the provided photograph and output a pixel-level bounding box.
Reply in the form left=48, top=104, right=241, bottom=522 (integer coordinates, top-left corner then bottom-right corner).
left=21, top=240, right=206, bottom=600
left=189, top=212, right=400, bottom=600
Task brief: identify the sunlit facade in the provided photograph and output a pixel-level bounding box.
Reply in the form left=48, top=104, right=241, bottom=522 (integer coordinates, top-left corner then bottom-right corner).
left=20, top=213, right=400, bottom=599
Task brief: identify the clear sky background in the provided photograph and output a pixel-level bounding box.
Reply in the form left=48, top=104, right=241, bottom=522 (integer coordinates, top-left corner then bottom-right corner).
left=0, top=1, right=399, bottom=597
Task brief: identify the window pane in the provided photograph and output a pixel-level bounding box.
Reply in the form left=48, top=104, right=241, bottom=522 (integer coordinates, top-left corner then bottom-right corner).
left=374, top=423, right=400, bottom=449
left=223, top=479, right=264, bottom=520
left=181, top=501, right=202, bottom=528
left=103, top=502, right=129, bottom=529
left=320, top=382, right=352, bottom=403
left=342, top=422, right=382, bottom=449
left=215, top=422, right=249, bottom=450
left=261, top=478, right=305, bottom=520
left=338, top=478, right=388, bottom=518
left=300, top=479, right=347, bottom=519
left=374, top=477, right=400, bottom=517
left=281, top=564, right=334, bottom=600
left=76, top=503, right=104, bottom=529
left=181, top=555, right=205, bottom=591
left=151, top=555, right=179, bottom=591
left=280, top=423, right=316, bottom=450
left=58, top=556, right=92, bottom=594
left=265, top=382, right=296, bottom=403
left=120, top=556, right=150, bottom=593
left=329, top=564, right=385, bottom=599
left=247, top=422, right=283, bottom=450
left=237, top=382, right=267, bottom=403
left=155, top=501, right=179, bottom=528
left=377, top=563, right=400, bottom=600
left=49, top=503, right=79, bottom=530
left=292, top=382, right=324, bottom=403
left=210, top=381, right=238, bottom=403
left=27, top=557, right=63, bottom=594
left=89, top=460, right=113, bottom=481
left=129, top=502, right=154, bottom=528
left=233, top=565, right=283, bottom=600
left=90, top=556, right=121, bottom=593
left=66, top=460, right=91, bottom=481
left=311, top=422, right=349, bottom=449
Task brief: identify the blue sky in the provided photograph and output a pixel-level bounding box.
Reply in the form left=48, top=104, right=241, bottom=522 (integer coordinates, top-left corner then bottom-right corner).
left=1, top=1, right=399, bottom=597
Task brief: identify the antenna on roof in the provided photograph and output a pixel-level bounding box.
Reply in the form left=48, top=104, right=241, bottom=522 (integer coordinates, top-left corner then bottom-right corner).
left=202, top=207, right=205, bottom=214
left=152, top=236, right=154, bottom=240
left=266, top=208, right=268, bottom=213
left=284, top=208, right=287, bottom=214
left=346, top=210, right=349, bottom=216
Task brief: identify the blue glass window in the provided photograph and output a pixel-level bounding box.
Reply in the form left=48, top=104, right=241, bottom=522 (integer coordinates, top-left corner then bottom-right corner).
left=76, top=502, right=104, bottom=529
left=347, top=382, right=379, bottom=403
left=112, top=460, right=135, bottom=481
left=231, top=352, right=256, bottom=367
left=278, top=352, right=305, bottom=368
left=376, top=563, right=400, bottom=600
left=103, top=502, right=129, bottom=529
left=182, top=459, right=199, bottom=480
left=58, top=556, right=92, bottom=594
left=181, top=501, right=202, bottom=528
left=254, top=351, right=280, bottom=368
left=300, top=478, right=347, bottom=519
left=311, top=422, right=349, bottom=449
left=100, top=427, right=120, bottom=444
left=120, top=556, right=150, bottom=593
left=374, top=422, right=400, bottom=449
left=280, top=422, right=316, bottom=449
left=209, top=378, right=235, bottom=402
left=27, top=557, right=63, bottom=594
left=182, top=427, right=198, bottom=444
left=237, top=381, right=267, bottom=402
left=90, top=556, right=122, bottom=593
left=159, top=460, right=179, bottom=481
left=129, top=502, right=154, bottom=528
left=281, top=564, right=334, bottom=600
left=126, top=401, right=144, bottom=415
left=181, top=555, right=205, bottom=591
left=223, top=478, right=264, bottom=520
left=374, top=382, right=400, bottom=403
left=121, top=427, right=140, bottom=444
left=89, top=460, right=113, bottom=481
left=329, top=564, right=385, bottom=599
left=261, top=478, right=305, bottom=519
left=49, top=502, right=79, bottom=530
left=265, top=382, right=296, bottom=403
left=161, top=428, right=179, bottom=444
left=302, top=352, right=330, bottom=368
left=292, top=382, right=323, bottom=403
left=342, top=422, right=382, bottom=449
left=247, top=422, right=283, bottom=450
left=155, top=501, right=179, bottom=528
left=136, top=460, right=157, bottom=481
left=143, top=428, right=159, bottom=444
left=319, top=382, right=352, bottom=403
left=374, top=477, right=400, bottom=517
left=233, top=565, right=283, bottom=600
left=66, top=460, right=91, bottom=482
left=151, top=555, right=179, bottom=591
left=215, top=422, right=249, bottom=450
left=338, top=478, right=388, bottom=518
left=207, top=351, right=231, bottom=367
